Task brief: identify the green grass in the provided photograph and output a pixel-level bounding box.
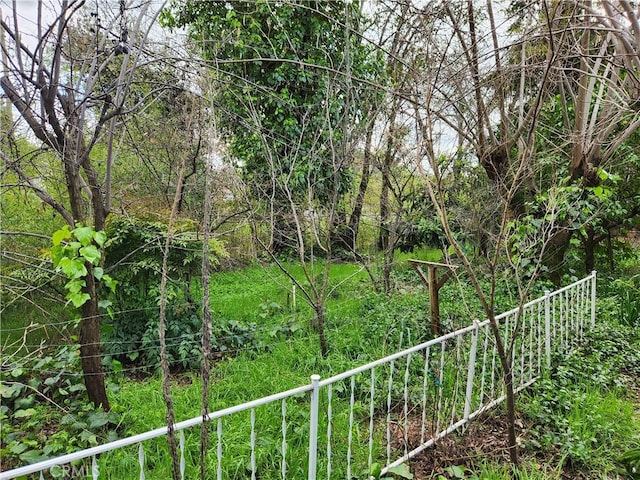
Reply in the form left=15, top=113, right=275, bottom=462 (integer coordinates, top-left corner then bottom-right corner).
left=0, top=299, right=73, bottom=356
left=470, top=461, right=564, bottom=480
left=2, top=257, right=639, bottom=479
left=518, top=319, right=640, bottom=478
left=207, top=260, right=370, bottom=322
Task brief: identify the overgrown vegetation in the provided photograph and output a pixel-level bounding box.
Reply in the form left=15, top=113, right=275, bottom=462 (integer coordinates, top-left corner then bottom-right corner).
left=3, top=0, right=640, bottom=478
left=0, top=345, right=119, bottom=470
left=520, top=321, right=640, bottom=475
left=2, top=255, right=639, bottom=478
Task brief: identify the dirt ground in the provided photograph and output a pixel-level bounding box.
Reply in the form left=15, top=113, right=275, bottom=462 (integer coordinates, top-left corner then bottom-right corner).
left=393, top=412, right=597, bottom=480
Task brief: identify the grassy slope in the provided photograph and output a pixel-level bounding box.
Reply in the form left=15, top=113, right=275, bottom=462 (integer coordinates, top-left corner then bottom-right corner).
left=105, top=261, right=639, bottom=479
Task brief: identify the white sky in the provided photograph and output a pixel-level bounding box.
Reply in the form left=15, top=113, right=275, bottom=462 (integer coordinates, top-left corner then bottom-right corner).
left=1, top=0, right=56, bottom=49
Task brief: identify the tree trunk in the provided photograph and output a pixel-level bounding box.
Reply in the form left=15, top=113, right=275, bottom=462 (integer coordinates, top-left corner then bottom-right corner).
left=314, top=304, right=328, bottom=359
left=544, top=229, right=572, bottom=285
left=585, top=227, right=595, bottom=273
left=67, top=143, right=111, bottom=410
left=378, top=159, right=390, bottom=252
left=79, top=269, right=110, bottom=411
left=503, top=365, right=519, bottom=466
left=382, top=255, right=393, bottom=294
left=344, top=125, right=374, bottom=252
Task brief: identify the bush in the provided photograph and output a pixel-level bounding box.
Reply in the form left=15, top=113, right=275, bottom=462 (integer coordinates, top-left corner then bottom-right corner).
left=102, top=216, right=227, bottom=372
left=103, top=296, right=203, bottom=371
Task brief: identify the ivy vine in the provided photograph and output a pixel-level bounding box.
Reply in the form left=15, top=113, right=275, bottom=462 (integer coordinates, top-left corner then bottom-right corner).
left=51, top=225, right=116, bottom=308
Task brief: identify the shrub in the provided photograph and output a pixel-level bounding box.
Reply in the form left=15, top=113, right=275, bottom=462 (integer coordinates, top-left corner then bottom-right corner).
left=0, top=345, right=119, bottom=469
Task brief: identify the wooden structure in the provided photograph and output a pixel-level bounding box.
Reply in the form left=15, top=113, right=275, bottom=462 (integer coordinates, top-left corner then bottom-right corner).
left=408, top=259, right=458, bottom=335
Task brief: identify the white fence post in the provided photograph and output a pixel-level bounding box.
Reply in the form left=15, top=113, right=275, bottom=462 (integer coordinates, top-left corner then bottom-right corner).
left=308, top=375, right=321, bottom=480
left=463, top=323, right=479, bottom=421
left=591, top=270, right=597, bottom=327
left=544, top=290, right=551, bottom=369
left=292, top=281, right=297, bottom=311
left=138, top=444, right=145, bottom=480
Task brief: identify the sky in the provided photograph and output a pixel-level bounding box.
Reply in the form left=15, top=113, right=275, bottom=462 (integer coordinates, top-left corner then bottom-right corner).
left=1, top=0, right=55, bottom=48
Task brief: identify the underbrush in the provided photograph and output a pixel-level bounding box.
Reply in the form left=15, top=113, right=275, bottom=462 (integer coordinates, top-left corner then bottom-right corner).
left=0, top=345, right=120, bottom=470
left=2, top=258, right=639, bottom=478
left=424, top=322, right=640, bottom=480
left=518, top=321, right=640, bottom=478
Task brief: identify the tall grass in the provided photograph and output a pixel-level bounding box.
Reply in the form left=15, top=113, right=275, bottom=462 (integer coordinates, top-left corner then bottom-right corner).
left=4, top=257, right=639, bottom=479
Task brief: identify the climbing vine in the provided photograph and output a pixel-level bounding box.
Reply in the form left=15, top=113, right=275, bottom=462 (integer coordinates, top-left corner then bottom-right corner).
left=51, top=225, right=116, bottom=308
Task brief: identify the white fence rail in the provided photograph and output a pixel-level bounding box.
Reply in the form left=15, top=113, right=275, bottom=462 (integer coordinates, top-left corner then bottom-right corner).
left=0, top=272, right=597, bottom=480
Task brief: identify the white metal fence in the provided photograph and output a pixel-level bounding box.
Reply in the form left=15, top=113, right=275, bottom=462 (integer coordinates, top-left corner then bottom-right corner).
left=0, top=272, right=597, bottom=480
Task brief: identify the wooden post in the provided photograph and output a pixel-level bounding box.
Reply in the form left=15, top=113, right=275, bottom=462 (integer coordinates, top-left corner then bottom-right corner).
left=408, top=260, right=457, bottom=336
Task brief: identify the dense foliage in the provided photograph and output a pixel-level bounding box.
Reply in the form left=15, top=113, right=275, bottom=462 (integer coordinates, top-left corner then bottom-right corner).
left=101, top=217, right=226, bottom=371
left=162, top=0, right=384, bottom=252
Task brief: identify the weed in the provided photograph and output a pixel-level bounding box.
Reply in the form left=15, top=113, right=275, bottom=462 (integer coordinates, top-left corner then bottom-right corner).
left=619, top=447, right=640, bottom=479
left=521, top=321, right=640, bottom=475
left=0, top=345, right=119, bottom=469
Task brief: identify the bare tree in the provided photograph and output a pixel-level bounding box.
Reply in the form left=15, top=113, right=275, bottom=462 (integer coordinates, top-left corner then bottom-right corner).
left=238, top=90, right=357, bottom=357
left=382, top=0, right=561, bottom=464
left=542, top=1, right=640, bottom=269
left=1, top=0, right=166, bottom=410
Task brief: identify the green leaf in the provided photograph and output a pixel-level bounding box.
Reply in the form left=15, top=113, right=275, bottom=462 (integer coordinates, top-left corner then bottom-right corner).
left=98, top=299, right=112, bottom=309
left=51, top=244, right=64, bottom=267
left=0, top=382, right=23, bottom=398
left=67, top=292, right=91, bottom=308
left=73, top=226, right=94, bottom=246
left=66, top=241, right=82, bottom=256
left=9, top=442, right=29, bottom=454
left=52, top=226, right=71, bottom=246
left=103, top=275, right=117, bottom=293
left=93, top=230, right=107, bottom=247
left=445, top=465, right=466, bottom=478
left=14, top=394, right=35, bottom=409
left=88, top=411, right=110, bottom=429
left=93, top=267, right=104, bottom=280
left=597, top=168, right=609, bottom=181
left=386, top=464, right=414, bottom=479
left=65, top=279, right=85, bottom=294
left=127, top=351, right=139, bottom=361
left=58, top=257, right=87, bottom=279
left=14, top=408, right=37, bottom=418
left=593, top=186, right=604, bottom=198
left=80, top=430, right=98, bottom=446
left=10, top=367, right=24, bottom=378
left=69, top=383, right=86, bottom=393
left=110, top=359, right=122, bottom=373
left=79, top=245, right=101, bottom=265
left=50, top=465, right=67, bottom=478
left=19, top=449, right=47, bottom=464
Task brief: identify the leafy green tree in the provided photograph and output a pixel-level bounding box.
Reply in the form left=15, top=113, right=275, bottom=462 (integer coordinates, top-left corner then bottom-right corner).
left=163, top=0, right=382, bottom=253
left=162, top=0, right=384, bottom=356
